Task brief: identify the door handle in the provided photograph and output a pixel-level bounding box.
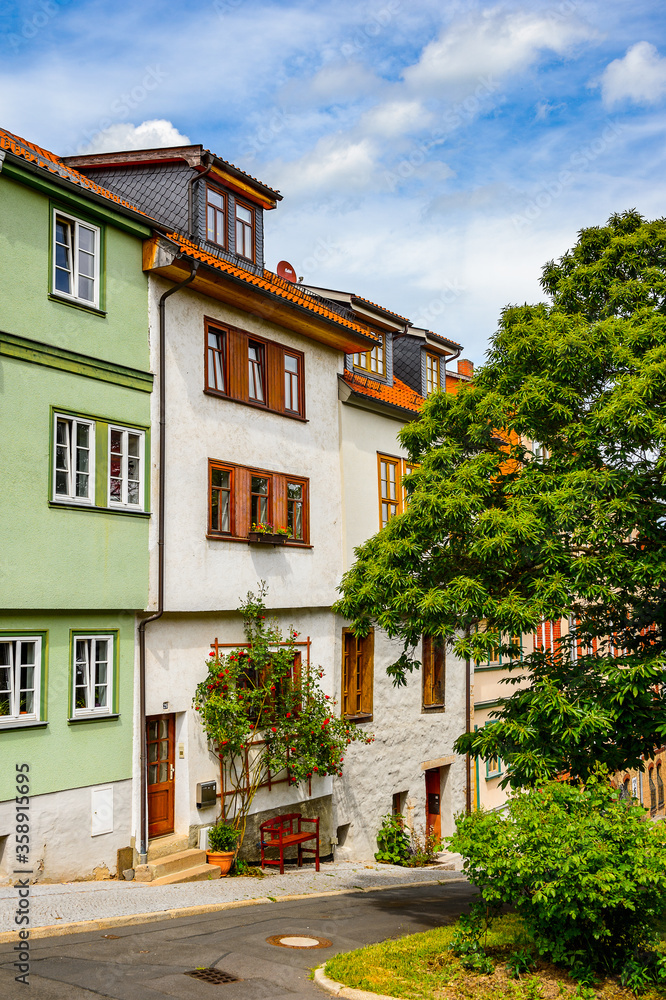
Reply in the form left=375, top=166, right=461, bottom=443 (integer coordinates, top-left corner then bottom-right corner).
left=170, top=764, right=175, bottom=781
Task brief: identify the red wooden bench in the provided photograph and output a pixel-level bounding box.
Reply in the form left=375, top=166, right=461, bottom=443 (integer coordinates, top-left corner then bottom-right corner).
left=259, top=813, right=320, bottom=874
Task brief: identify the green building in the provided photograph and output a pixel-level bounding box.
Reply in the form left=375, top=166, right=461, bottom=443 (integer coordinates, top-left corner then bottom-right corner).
left=0, top=129, right=152, bottom=881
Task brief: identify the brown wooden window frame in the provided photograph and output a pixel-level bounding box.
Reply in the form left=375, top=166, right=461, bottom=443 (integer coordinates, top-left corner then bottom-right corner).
left=235, top=198, right=255, bottom=262
left=377, top=454, right=416, bottom=528
left=341, top=628, right=373, bottom=722
left=425, top=352, right=441, bottom=395
left=353, top=335, right=385, bottom=377
left=205, top=324, right=227, bottom=395
left=206, top=184, right=227, bottom=248
left=248, top=340, right=266, bottom=405
left=203, top=319, right=306, bottom=420
left=422, top=635, right=445, bottom=710
left=208, top=459, right=310, bottom=545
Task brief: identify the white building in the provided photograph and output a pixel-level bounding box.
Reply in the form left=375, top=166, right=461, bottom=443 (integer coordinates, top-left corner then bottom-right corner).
left=71, top=144, right=472, bottom=869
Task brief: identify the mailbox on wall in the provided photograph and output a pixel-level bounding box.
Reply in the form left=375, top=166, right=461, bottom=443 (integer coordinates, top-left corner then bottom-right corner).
left=196, top=780, right=217, bottom=809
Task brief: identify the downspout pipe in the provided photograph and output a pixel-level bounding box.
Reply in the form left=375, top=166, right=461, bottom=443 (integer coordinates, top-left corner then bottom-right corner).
left=137, top=261, right=199, bottom=864
left=187, top=154, right=214, bottom=241
left=465, top=654, right=472, bottom=813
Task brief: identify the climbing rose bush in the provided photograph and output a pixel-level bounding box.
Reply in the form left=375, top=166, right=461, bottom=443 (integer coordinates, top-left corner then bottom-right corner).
left=193, top=584, right=373, bottom=843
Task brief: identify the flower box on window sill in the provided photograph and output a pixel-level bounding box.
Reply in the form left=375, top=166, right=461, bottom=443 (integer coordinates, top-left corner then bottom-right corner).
left=247, top=531, right=287, bottom=546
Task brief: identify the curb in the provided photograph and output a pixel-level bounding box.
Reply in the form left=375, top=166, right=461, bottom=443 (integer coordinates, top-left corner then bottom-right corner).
left=0, top=877, right=455, bottom=945
left=314, top=965, right=398, bottom=1000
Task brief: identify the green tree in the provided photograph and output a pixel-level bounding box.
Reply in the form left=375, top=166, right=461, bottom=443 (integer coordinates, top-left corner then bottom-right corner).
left=193, top=583, right=372, bottom=847
left=334, top=210, right=666, bottom=785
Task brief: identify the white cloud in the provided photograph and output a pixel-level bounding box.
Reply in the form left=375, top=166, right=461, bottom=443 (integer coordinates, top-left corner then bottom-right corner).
left=78, top=119, right=191, bottom=154
left=360, top=100, right=432, bottom=138
left=599, top=41, right=666, bottom=107
left=273, top=135, right=378, bottom=196
left=404, top=6, right=595, bottom=94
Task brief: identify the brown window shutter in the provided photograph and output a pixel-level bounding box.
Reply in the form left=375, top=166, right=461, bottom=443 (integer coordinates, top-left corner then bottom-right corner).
left=273, top=473, right=287, bottom=533
left=360, top=631, right=374, bottom=717
left=342, top=633, right=351, bottom=717
left=229, top=329, right=248, bottom=400
left=236, top=465, right=251, bottom=537
left=266, top=340, right=283, bottom=411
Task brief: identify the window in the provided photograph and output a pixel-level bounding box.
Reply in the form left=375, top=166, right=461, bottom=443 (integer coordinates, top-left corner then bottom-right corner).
left=377, top=454, right=414, bottom=528
left=73, top=635, right=113, bottom=717
left=353, top=336, right=385, bottom=376
left=206, top=326, right=227, bottom=394
left=251, top=474, right=270, bottom=527
left=248, top=341, right=265, bottom=403
left=649, top=767, right=657, bottom=813
left=109, top=427, right=144, bottom=508
left=422, top=636, right=445, bottom=708
left=208, top=460, right=309, bottom=544
left=0, top=637, right=41, bottom=723
left=486, top=752, right=501, bottom=778
left=425, top=353, right=441, bottom=395
left=54, top=414, right=95, bottom=504
left=379, top=456, right=400, bottom=527
left=52, top=210, right=100, bottom=307
left=658, top=763, right=664, bottom=810
left=284, top=353, right=301, bottom=413
left=203, top=321, right=305, bottom=418
left=235, top=201, right=254, bottom=260
left=342, top=629, right=373, bottom=720
left=206, top=186, right=226, bottom=247
left=287, top=481, right=305, bottom=541
left=210, top=466, right=233, bottom=534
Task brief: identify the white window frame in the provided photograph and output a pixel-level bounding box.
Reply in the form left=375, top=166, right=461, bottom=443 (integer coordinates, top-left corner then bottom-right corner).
left=108, top=426, right=145, bottom=510
left=53, top=413, right=96, bottom=505
left=0, top=636, right=42, bottom=725
left=52, top=209, right=101, bottom=309
left=72, top=634, right=114, bottom=718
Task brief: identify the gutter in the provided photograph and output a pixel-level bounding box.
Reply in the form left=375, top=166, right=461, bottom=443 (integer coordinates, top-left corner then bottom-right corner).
left=137, top=261, right=200, bottom=863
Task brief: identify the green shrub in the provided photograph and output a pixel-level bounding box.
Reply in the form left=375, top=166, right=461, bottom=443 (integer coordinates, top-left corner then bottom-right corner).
left=449, top=771, right=666, bottom=982
left=207, top=822, right=239, bottom=853
left=375, top=813, right=412, bottom=865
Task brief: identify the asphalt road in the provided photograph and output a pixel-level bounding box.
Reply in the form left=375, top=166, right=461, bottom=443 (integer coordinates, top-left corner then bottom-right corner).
left=0, top=879, right=476, bottom=999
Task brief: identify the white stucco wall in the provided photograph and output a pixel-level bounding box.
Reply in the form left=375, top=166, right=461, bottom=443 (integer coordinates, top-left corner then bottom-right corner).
left=148, top=277, right=345, bottom=614
left=0, top=779, right=132, bottom=883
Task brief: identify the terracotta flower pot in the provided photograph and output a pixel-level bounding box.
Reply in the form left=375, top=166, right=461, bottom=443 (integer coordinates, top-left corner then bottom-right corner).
left=206, top=849, right=235, bottom=875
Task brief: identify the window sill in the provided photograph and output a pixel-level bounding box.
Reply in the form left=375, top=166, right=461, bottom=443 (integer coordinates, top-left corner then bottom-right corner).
left=206, top=534, right=312, bottom=548
left=422, top=704, right=445, bottom=713
left=68, top=713, right=119, bottom=724
left=203, top=389, right=308, bottom=422
left=49, top=293, right=106, bottom=317
left=49, top=500, right=151, bottom=518
left=344, top=714, right=373, bottom=724
left=0, top=719, right=48, bottom=731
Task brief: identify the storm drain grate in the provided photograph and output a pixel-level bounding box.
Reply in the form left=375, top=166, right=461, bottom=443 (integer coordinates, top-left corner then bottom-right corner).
left=185, top=968, right=240, bottom=984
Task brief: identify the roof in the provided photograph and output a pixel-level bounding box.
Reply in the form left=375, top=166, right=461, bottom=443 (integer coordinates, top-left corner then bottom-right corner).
left=408, top=325, right=463, bottom=350
left=303, top=285, right=409, bottom=325
left=0, top=127, right=150, bottom=220
left=63, top=144, right=282, bottom=203
left=341, top=369, right=423, bottom=414
left=157, top=233, right=381, bottom=341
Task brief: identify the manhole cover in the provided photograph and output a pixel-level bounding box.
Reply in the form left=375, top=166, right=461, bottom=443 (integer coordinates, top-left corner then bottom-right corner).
left=185, top=968, right=240, bottom=983
left=266, top=934, right=332, bottom=949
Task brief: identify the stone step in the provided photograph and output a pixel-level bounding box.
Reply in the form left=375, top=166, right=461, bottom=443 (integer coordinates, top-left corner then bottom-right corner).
left=135, top=848, right=207, bottom=882
left=148, top=863, right=222, bottom=886
left=147, top=834, right=191, bottom=862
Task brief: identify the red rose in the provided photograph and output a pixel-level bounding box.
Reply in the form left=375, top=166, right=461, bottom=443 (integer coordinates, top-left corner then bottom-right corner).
left=271, top=727, right=277, bottom=733
left=286, top=712, right=291, bottom=718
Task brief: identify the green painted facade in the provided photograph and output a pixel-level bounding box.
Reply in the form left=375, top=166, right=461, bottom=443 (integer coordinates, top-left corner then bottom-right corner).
left=0, top=161, right=151, bottom=815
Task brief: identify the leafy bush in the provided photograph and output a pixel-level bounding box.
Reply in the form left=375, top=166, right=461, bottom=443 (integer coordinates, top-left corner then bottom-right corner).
left=408, top=824, right=443, bottom=866
left=375, top=813, right=411, bottom=865
left=207, top=822, right=239, bottom=853
left=449, top=771, right=666, bottom=982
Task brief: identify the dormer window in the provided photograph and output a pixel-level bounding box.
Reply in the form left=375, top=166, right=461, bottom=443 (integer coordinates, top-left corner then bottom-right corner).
left=353, top=336, right=385, bottom=376
left=206, top=186, right=226, bottom=247
left=425, top=353, right=441, bottom=395
left=235, top=201, right=254, bottom=261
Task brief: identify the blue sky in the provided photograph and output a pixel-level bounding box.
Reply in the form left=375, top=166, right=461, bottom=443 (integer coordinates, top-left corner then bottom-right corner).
left=2, top=0, right=666, bottom=362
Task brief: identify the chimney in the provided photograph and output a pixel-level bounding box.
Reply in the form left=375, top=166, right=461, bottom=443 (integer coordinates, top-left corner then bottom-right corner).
left=457, top=358, right=474, bottom=378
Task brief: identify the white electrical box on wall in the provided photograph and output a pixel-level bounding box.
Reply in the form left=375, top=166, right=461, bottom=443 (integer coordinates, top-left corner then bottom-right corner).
left=91, top=786, right=114, bottom=837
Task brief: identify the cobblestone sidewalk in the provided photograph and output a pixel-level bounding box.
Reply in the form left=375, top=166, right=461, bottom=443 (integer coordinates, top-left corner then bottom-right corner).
left=0, top=860, right=465, bottom=935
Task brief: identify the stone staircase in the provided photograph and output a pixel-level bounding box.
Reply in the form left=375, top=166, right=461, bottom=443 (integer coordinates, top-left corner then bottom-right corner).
left=134, top=836, right=222, bottom=885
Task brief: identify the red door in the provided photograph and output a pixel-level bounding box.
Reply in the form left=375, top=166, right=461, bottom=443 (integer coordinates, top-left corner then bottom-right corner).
left=147, top=714, right=175, bottom=838
left=425, top=768, right=441, bottom=841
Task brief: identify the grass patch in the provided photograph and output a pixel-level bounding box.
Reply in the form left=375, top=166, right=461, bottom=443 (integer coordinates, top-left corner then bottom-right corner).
left=325, top=914, right=666, bottom=1000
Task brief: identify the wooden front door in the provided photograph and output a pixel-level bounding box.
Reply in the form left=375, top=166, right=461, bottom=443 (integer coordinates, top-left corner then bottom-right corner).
left=425, top=768, right=441, bottom=841
left=147, top=714, right=175, bottom=838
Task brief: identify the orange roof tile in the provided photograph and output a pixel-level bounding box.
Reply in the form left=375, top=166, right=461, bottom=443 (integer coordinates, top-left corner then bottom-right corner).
left=342, top=370, right=424, bottom=413
left=164, top=233, right=380, bottom=341
left=0, top=128, right=150, bottom=219
left=350, top=293, right=409, bottom=323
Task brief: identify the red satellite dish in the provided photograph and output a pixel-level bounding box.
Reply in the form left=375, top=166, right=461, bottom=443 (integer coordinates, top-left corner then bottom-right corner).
left=277, top=260, right=297, bottom=282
